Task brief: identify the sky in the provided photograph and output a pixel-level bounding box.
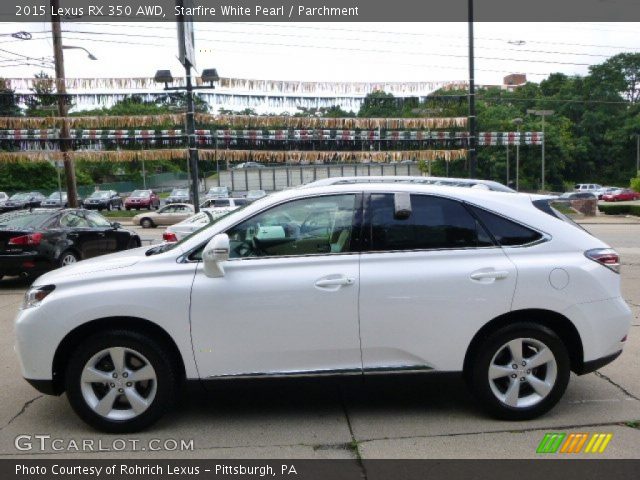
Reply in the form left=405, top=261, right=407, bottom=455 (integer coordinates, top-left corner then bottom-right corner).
left=0, top=21, right=638, bottom=86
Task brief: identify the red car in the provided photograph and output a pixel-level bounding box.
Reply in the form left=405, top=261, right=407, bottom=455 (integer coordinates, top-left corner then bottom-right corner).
left=124, top=189, right=160, bottom=210
left=602, top=188, right=640, bottom=202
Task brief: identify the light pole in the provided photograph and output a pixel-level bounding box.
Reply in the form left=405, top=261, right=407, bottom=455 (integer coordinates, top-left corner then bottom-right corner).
left=62, top=45, right=98, bottom=61
left=154, top=68, right=219, bottom=213
left=467, top=0, right=477, bottom=178
left=506, top=144, right=510, bottom=187
left=513, top=118, right=523, bottom=191
left=527, top=109, right=554, bottom=191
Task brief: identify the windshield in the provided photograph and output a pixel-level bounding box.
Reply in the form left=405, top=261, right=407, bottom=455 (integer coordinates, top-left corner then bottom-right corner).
left=48, top=192, right=66, bottom=200
left=131, top=190, right=150, bottom=197
left=208, top=187, right=228, bottom=194
left=171, top=189, right=188, bottom=196
left=90, top=191, right=111, bottom=199
left=145, top=204, right=248, bottom=256
left=9, top=193, right=29, bottom=201
left=0, top=211, right=51, bottom=229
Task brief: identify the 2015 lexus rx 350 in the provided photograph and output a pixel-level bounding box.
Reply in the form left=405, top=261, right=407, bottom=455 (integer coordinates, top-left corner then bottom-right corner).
left=14, top=182, right=631, bottom=432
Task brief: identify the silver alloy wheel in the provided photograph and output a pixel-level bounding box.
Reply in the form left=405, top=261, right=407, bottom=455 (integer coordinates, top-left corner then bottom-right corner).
left=488, top=337, right=557, bottom=409
left=80, top=347, right=157, bottom=421
left=60, top=253, right=77, bottom=266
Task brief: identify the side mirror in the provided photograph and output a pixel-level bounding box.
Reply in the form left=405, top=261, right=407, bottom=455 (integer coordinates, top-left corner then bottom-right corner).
left=393, top=192, right=412, bottom=220
left=202, top=233, right=230, bottom=278
left=111, top=222, right=121, bottom=229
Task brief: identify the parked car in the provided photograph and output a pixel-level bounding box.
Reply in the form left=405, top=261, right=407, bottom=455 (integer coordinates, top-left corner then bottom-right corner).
left=124, top=189, right=160, bottom=211
left=601, top=188, right=640, bottom=202
left=165, top=188, right=191, bottom=205
left=0, top=208, right=140, bottom=279
left=1, top=192, right=46, bottom=212
left=594, top=186, right=618, bottom=199
left=0, top=192, right=8, bottom=206
left=233, top=162, right=265, bottom=169
left=574, top=183, right=602, bottom=194
left=199, top=197, right=250, bottom=210
left=41, top=192, right=69, bottom=208
left=132, top=203, right=195, bottom=228
left=83, top=190, right=123, bottom=211
left=163, top=209, right=231, bottom=242
left=15, top=181, right=631, bottom=432
left=246, top=190, right=267, bottom=201
left=557, top=192, right=598, bottom=201
left=204, top=186, right=230, bottom=200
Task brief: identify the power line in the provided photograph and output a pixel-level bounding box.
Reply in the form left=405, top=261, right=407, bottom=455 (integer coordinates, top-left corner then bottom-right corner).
left=60, top=32, right=594, bottom=66
left=61, top=28, right=624, bottom=59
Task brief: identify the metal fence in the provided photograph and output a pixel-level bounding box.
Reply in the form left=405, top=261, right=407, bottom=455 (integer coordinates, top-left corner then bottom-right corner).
left=206, top=163, right=421, bottom=193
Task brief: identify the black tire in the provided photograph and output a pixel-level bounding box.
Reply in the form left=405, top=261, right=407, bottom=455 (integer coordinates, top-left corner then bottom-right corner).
left=126, top=207, right=131, bottom=211
left=64, top=330, right=180, bottom=433
left=140, top=218, right=154, bottom=229
left=466, top=322, right=570, bottom=421
left=58, top=250, right=79, bottom=268
left=127, top=237, right=141, bottom=249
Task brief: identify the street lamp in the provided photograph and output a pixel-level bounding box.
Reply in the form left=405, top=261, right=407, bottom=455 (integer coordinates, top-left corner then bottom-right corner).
left=153, top=68, right=220, bottom=212
left=527, top=109, right=554, bottom=191
left=62, top=45, right=97, bottom=60
left=512, top=118, right=523, bottom=191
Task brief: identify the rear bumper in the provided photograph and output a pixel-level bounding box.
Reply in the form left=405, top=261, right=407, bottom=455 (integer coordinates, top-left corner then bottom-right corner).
left=0, top=253, right=51, bottom=276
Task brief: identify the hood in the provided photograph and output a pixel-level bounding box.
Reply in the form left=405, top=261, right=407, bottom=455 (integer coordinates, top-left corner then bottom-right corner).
left=34, top=246, right=150, bottom=285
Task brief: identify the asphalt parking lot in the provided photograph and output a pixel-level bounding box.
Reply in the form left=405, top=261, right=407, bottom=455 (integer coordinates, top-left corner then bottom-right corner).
left=0, top=219, right=638, bottom=459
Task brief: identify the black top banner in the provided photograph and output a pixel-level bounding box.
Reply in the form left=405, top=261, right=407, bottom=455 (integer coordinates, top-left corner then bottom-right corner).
left=5, top=0, right=640, bottom=22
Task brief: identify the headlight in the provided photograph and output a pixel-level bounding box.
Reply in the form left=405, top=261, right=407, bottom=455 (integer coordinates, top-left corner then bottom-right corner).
left=21, top=285, right=55, bottom=309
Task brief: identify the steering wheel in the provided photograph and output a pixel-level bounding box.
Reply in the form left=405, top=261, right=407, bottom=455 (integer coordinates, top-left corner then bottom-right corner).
left=301, top=212, right=330, bottom=236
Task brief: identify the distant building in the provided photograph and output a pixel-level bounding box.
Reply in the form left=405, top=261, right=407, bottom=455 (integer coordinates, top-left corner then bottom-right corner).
left=503, top=74, right=527, bottom=89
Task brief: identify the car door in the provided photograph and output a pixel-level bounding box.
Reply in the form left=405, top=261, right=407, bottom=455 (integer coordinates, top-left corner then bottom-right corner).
left=153, top=205, right=175, bottom=225
left=189, top=193, right=363, bottom=378
left=173, top=205, right=193, bottom=222
left=84, top=211, right=121, bottom=253
left=358, top=193, right=518, bottom=373
left=59, top=211, right=103, bottom=258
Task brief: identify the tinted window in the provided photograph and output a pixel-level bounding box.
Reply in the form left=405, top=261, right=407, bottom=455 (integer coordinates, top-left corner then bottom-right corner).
left=214, top=199, right=230, bottom=207
left=368, top=194, right=493, bottom=251
left=467, top=205, right=543, bottom=246
left=85, top=211, right=112, bottom=228
left=226, top=194, right=357, bottom=258
left=60, top=212, right=90, bottom=228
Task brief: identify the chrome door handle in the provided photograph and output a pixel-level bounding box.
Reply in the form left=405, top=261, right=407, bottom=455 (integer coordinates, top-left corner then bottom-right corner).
left=315, top=276, right=355, bottom=288
left=470, top=270, right=509, bottom=280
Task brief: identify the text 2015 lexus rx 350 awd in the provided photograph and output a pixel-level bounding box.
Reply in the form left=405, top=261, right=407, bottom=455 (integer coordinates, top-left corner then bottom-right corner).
left=14, top=182, right=631, bottom=432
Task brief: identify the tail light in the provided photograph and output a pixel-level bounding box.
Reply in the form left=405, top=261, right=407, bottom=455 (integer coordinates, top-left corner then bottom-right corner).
left=163, top=232, right=178, bottom=242
left=8, top=233, right=43, bottom=246
left=585, top=248, right=620, bottom=273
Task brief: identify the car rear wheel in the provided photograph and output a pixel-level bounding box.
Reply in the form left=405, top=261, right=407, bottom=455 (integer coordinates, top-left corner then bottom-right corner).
left=466, top=322, right=570, bottom=420
left=59, top=250, right=79, bottom=267
left=65, top=330, right=179, bottom=433
left=140, top=218, right=154, bottom=228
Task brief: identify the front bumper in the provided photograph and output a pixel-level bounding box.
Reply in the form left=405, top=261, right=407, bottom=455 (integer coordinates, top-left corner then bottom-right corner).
left=83, top=202, right=108, bottom=209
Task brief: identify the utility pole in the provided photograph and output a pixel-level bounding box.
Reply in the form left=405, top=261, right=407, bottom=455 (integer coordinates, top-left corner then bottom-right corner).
left=50, top=0, right=78, bottom=207
left=467, top=0, right=477, bottom=178
left=527, top=109, right=554, bottom=191
left=185, top=64, right=200, bottom=211
left=636, top=134, right=639, bottom=175
left=506, top=145, right=510, bottom=186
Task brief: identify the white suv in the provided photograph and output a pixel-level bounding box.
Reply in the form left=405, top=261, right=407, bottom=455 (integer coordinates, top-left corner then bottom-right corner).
left=14, top=182, right=631, bottom=432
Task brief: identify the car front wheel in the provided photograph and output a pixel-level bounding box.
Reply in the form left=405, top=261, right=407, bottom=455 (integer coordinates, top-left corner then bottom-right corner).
left=467, top=322, right=570, bottom=420
left=65, top=330, right=179, bottom=433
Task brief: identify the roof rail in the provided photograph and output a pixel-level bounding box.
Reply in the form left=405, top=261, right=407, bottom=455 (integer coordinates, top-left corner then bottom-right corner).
left=301, top=176, right=515, bottom=193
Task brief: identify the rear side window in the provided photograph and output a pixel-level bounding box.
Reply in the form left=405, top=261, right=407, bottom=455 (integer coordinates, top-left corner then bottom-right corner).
left=467, top=205, right=543, bottom=246
left=368, top=194, right=494, bottom=251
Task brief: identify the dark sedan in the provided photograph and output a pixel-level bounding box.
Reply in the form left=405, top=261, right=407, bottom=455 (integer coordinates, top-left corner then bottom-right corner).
left=82, top=190, right=123, bottom=211
left=0, top=209, right=141, bottom=279
left=1, top=192, right=46, bottom=212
